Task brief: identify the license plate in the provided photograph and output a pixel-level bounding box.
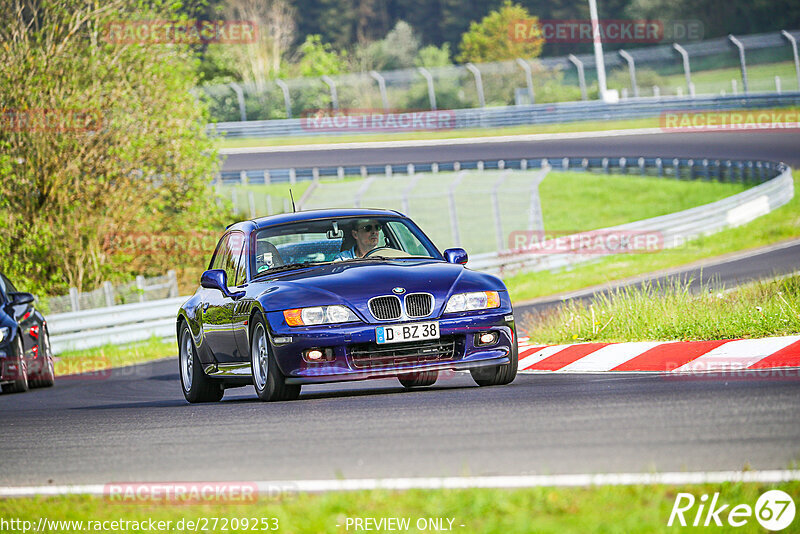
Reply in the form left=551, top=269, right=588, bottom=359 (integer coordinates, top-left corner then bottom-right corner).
left=376, top=322, right=440, bottom=344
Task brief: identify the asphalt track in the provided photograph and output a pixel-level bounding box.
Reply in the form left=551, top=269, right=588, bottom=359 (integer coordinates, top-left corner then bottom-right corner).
left=1, top=129, right=798, bottom=488
left=221, top=130, right=800, bottom=170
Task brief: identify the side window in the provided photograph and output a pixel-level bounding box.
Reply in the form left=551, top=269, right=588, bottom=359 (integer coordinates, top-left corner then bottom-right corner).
left=0, top=275, right=7, bottom=302
left=1, top=274, right=18, bottom=294
left=210, top=235, right=231, bottom=272
left=226, top=232, right=246, bottom=287
left=386, top=222, right=428, bottom=256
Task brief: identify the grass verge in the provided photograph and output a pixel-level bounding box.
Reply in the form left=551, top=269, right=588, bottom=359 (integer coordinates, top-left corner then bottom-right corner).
left=505, top=172, right=800, bottom=303
left=54, top=337, right=175, bottom=376
left=520, top=275, right=800, bottom=344
left=1, top=482, right=796, bottom=533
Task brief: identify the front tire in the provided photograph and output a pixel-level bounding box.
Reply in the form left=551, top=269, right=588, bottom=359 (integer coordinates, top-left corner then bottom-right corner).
left=251, top=314, right=300, bottom=402
left=398, top=371, right=438, bottom=388
left=470, top=328, right=518, bottom=387
left=3, top=337, right=29, bottom=394
left=179, top=322, right=223, bottom=403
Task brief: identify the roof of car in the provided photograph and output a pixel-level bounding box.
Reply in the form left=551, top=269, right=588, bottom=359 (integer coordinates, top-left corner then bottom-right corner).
left=245, top=208, right=405, bottom=230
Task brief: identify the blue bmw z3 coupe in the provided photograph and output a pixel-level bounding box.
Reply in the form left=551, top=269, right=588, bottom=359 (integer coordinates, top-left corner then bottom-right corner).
left=177, top=208, right=518, bottom=402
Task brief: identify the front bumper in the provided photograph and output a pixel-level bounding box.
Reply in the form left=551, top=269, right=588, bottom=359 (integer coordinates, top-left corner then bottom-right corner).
left=266, top=309, right=515, bottom=385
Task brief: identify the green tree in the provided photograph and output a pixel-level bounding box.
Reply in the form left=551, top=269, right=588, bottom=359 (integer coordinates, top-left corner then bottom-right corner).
left=294, top=35, right=348, bottom=77
left=0, top=0, right=225, bottom=295
left=457, top=0, right=545, bottom=63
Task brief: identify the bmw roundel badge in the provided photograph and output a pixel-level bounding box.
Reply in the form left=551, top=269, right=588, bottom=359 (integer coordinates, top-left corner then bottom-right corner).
left=392, top=287, right=405, bottom=294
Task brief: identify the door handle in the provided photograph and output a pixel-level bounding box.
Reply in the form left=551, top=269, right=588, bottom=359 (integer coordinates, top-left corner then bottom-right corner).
left=202, top=302, right=210, bottom=312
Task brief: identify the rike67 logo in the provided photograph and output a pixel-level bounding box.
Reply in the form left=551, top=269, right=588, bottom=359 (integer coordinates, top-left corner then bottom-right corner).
left=668, top=490, right=795, bottom=530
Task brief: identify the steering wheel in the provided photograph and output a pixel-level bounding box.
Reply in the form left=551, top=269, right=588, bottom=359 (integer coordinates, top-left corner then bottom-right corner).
left=364, top=247, right=413, bottom=258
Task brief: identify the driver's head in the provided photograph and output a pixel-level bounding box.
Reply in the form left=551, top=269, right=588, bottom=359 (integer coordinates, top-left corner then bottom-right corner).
left=352, top=218, right=381, bottom=256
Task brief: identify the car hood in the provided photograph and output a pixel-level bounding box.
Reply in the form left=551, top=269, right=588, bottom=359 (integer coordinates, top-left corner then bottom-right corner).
left=255, top=259, right=505, bottom=316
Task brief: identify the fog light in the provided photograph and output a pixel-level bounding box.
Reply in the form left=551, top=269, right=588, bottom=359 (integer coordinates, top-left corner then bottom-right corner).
left=475, top=332, right=499, bottom=346
left=303, top=348, right=334, bottom=363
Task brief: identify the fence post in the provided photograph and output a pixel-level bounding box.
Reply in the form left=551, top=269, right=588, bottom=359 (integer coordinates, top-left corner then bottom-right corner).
left=417, top=67, right=437, bottom=111
left=249, top=191, right=257, bottom=218
left=321, top=75, right=339, bottom=111
left=229, top=82, right=247, bottom=122
left=275, top=79, right=292, bottom=118
left=491, top=171, right=511, bottom=251
left=515, top=58, right=535, bottom=104
left=168, top=270, right=178, bottom=298
left=266, top=195, right=273, bottom=215
left=465, top=63, right=486, bottom=108
left=528, top=166, right=549, bottom=238
left=728, top=35, right=749, bottom=95
left=568, top=55, right=588, bottom=101
left=731, top=79, right=738, bottom=94
left=781, top=30, right=800, bottom=91
left=69, top=287, right=80, bottom=312
left=231, top=188, right=239, bottom=215
left=447, top=172, right=466, bottom=247
left=289, top=168, right=296, bottom=185
left=136, top=275, right=146, bottom=303
left=102, top=282, right=114, bottom=308
left=775, top=76, right=782, bottom=94
left=618, top=49, right=639, bottom=98
left=672, top=44, right=693, bottom=97
left=370, top=71, right=390, bottom=112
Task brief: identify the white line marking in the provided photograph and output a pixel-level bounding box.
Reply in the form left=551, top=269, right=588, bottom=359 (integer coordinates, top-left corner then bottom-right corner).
left=672, top=336, right=800, bottom=373
left=218, top=128, right=667, bottom=155
left=518, top=344, right=572, bottom=370
left=2, top=471, right=799, bottom=497
left=559, top=341, right=663, bottom=372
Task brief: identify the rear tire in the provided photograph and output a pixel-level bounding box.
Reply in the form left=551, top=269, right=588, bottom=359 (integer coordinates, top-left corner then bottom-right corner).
left=470, top=328, right=518, bottom=387
left=30, top=327, right=55, bottom=388
left=3, top=337, right=29, bottom=394
left=398, top=371, right=438, bottom=388
left=179, top=322, right=223, bottom=403
left=251, top=314, right=300, bottom=402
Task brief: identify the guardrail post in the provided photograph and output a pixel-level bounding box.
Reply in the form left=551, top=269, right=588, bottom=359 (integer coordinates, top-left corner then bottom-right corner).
left=731, top=79, right=738, bottom=94
left=757, top=161, right=765, bottom=182
left=465, top=63, right=486, bottom=108
left=417, top=67, right=437, bottom=111
left=337, top=167, right=345, bottom=180
left=562, top=157, right=569, bottom=170
left=775, top=76, right=782, bottom=94
left=453, top=162, right=460, bottom=172
left=618, top=50, right=639, bottom=98
left=673, top=158, right=681, bottom=179
left=781, top=30, right=800, bottom=90
left=102, top=282, right=114, bottom=307
left=638, top=157, right=646, bottom=176
left=385, top=165, right=393, bottom=178
left=289, top=168, right=297, bottom=185
left=747, top=161, right=755, bottom=182
left=312, top=167, right=320, bottom=181
left=136, top=275, right=146, bottom=303
left=688, top=159, right=695, bottom=180
left=702, top=159, right=710, bottom=181
left=619, top=157, right=627, bottom=174
left=168, top=270, right=178, bottom=298
left=656, top=158, right=663, bottom=177
left=477, top=161, right=484, bottom=171
left=249, top=191, right=257, bottom=218
left=69, top=287, right=79, bottom=312
left=724, top=160, right=732, bottom=182
left=672, top=44, right=693, bottom=98
left=321, top=75, right=339, bottom=111
left=714, top=160, right=721, bottom=181
left=521, top=159, right=527, bottom=170
left=239, top=170, right=248, bottom=185
left=515, top=58, right=535, bottom=104
left=581, top=158, right=589, bottom=171
left=370, top=71, right=390, bottom=112
left=229, top=82, right=247, bottom=122
left=360, top=166, right=367, bottom=178
left=568, top=55, right=588, bottom=101
left=432, top=163, right=439, bottom=173
left=275, top=79, right=292, bottom=118
left=602, top=157, right=609, bottom=174
left=728, top=35, right=749, bottom=95
left=263, top=170, right=271, bottom=185
left=653, top=86, right=660, bottom=98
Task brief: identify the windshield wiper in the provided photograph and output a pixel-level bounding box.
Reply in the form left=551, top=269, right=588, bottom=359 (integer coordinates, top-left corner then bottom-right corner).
left=253, top=262, right=327, bottom=278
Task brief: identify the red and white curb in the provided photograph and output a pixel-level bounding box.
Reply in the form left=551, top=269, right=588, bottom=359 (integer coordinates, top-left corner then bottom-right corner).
left=516, top=335, right=800, bottom=373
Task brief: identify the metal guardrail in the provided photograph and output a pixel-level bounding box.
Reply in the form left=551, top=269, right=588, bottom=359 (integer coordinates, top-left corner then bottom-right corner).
left=48, top=297, right=185, bottom=354
left=468, top=161, right=793, bottom=275
left=212, top=92, right=800, bottom=139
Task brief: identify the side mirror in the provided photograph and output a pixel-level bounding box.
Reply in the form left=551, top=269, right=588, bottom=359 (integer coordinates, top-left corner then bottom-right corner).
left=10, top=292, right=35, bottom=306
left=444, top=248, right=468, bottom=265
left=201, top=269, right=245, bottom=300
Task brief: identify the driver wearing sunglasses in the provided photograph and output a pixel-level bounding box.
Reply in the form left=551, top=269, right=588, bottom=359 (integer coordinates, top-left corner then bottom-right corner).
left=334, top=219, right=383, bottom=260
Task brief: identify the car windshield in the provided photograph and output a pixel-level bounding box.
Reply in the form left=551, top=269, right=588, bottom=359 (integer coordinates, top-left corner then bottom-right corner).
left=252, top=216, right=441, bottom=276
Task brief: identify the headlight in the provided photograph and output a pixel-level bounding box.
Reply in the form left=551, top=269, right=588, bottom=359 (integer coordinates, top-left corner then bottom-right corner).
left=0, top=327, right=8, bottom=344
left=283, top=305, right=358, bottom=326
left=443, top=291, right=500, bottom=313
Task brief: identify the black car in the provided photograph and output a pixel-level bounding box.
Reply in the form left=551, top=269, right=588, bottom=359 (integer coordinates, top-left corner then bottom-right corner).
left=0, top=273, right=54, bottom=393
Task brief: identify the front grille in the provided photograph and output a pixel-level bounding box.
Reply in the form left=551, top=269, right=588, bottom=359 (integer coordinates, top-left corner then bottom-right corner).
left=369, top=295, right=402, bottom=320
left=405, top=293, right=433, bottom=318
left=349, top=336, right=457, bottom=369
